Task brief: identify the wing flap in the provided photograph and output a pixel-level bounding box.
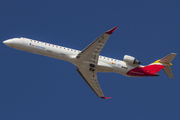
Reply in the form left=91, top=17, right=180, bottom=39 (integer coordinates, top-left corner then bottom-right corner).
left=77, top=67, right=105, bottom=98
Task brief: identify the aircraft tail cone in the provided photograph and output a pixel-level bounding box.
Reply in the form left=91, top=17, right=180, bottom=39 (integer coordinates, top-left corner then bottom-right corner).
left=155, top=73, right=160, bottom=76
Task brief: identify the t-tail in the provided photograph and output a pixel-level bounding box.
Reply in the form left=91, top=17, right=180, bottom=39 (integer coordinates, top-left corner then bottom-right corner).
left=142, top=53, right=177, bottom=78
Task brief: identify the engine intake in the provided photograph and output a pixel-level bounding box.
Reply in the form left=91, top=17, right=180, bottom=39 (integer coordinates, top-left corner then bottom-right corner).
left=123, top=55, right=141, bottom=64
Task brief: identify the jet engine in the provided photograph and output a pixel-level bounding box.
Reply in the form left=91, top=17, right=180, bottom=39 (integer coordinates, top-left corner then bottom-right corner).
left=123, top=55, right=141, bottom=64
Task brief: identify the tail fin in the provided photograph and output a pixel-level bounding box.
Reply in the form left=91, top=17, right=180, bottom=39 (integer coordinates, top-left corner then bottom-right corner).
left=153, top=53, right=177, bottom=78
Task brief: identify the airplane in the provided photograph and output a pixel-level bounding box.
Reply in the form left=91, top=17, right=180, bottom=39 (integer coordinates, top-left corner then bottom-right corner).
left=3, top=26, right=177, bottom=99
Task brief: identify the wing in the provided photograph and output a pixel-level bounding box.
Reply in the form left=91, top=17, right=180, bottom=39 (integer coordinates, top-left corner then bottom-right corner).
left=76, top=26, right=118, bottom=99
left=77, top=67, right=111, bottom=99
left=76, top=26, right=118, bottom=65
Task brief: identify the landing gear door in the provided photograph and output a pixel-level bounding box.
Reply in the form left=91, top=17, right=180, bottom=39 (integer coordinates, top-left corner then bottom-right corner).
left=59, top=53, right=67, bottom=60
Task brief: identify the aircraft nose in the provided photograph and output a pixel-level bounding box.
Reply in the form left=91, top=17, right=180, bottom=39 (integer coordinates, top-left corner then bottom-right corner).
left=3, top=39, right=13, bottom=47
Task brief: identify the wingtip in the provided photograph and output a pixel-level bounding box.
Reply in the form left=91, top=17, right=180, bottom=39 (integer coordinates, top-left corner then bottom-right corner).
left=171, top=53, right=177, bottom=55
left=100, top=97, right=112, bottom=99
left=106, top=26, right=118, bottom=35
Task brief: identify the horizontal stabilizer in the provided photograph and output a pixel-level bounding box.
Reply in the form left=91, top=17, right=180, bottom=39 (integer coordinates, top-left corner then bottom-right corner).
left=160, top=53, right=177, bottom=63
left=163, top=65, right=174, bottom=78
left=158, top=53, right=177, bottom=78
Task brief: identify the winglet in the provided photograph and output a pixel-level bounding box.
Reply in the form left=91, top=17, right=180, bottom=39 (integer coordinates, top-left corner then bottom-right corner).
left=106, top=26, right=118, bottom=35
left=100, top=97, right=112, bottom=99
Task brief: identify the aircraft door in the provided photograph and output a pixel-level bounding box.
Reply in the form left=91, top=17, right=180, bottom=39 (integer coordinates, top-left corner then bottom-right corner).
left=23, top=38, right=29, bottom=45
left=47, top=50, right=54, bottom=57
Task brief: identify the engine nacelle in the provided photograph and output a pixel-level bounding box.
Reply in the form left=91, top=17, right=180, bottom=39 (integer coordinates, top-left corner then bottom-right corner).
left=123, top=55, right=141, bottom=64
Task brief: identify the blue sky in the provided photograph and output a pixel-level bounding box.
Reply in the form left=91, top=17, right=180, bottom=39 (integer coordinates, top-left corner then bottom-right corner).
left=1, top=0, right=180, bottom=119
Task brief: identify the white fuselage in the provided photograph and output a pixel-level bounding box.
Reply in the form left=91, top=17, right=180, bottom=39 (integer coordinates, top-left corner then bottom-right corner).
left=4, top=37, right=139, bottom=77
left=3, top=26, right=166, bottom=99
